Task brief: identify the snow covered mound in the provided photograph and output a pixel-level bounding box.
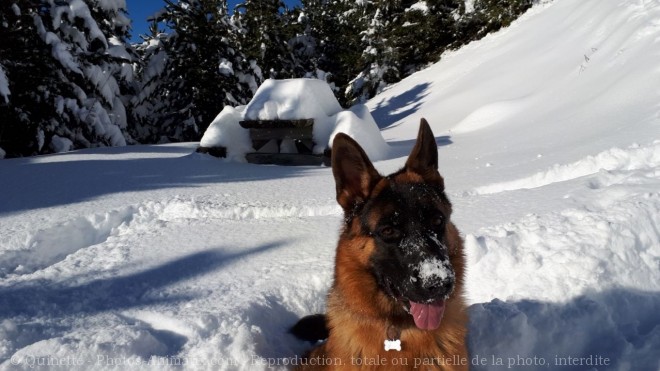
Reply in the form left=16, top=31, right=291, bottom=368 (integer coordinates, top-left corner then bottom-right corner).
left=244, top=78, right=342, bottom=121
left=200, top=78, right=389, bottom=161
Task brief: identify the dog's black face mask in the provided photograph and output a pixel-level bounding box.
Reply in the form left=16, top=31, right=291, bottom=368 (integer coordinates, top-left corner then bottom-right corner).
left=363, top=180, right=456, bottom=330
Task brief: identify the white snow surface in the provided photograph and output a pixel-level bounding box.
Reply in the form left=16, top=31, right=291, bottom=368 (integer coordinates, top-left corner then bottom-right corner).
left=1, top=0, right=660, bottom=370
left=200, top=78, right=389, bottom=160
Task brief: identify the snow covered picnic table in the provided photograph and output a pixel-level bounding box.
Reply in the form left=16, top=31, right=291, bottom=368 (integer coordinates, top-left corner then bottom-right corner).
left=239, top=119, right=330, bottom=166
left=198, top=118, right=329, bottom=165
left=198, top=78, right=389, bottom=163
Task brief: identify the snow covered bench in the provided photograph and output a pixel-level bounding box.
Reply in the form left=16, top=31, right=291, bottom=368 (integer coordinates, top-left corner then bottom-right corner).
left=239, top=119, right=330, bottom=166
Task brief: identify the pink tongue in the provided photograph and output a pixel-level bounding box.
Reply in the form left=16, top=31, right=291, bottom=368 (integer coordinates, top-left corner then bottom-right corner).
left=409, top=299, right=446, bottom=330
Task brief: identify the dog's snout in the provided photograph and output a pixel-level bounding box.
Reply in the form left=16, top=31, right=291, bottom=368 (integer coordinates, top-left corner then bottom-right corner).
left=423, top=279, right=454, bottom=298
left=409, top=256, right=456, bottom=302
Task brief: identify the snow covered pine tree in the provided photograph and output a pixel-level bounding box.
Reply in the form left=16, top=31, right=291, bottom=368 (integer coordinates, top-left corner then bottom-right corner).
left=131, top=0, right=261, bottom=143
left=0, top=0, right=135, bottom=157
left=234, top=0, right=296, bottom=80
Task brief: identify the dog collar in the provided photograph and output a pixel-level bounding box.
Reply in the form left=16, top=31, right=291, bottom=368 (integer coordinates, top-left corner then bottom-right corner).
left=384, top=324, right=402, bottom=351
left=387, top=324, right=401, bottom=340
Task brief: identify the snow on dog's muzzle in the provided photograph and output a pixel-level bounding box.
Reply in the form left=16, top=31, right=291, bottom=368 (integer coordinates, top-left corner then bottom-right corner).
left=417, top=256, right=455, bottom=294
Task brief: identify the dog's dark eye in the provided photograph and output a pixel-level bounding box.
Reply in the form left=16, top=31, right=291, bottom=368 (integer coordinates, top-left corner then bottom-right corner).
left=431, top=214, right=444, bottom=227
left=378, top=226, right=401, bottom=240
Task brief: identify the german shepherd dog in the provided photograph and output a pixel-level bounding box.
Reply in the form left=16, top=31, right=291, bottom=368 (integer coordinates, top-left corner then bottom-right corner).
left=291, top=119, right=468, bottom=370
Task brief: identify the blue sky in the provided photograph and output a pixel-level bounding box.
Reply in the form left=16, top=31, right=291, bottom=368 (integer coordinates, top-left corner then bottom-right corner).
left=126, top=0, right=301, bottom=42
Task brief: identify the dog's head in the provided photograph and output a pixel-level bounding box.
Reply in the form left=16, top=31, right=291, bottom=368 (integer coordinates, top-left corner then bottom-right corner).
left=331, top=119, right=463, bottom=331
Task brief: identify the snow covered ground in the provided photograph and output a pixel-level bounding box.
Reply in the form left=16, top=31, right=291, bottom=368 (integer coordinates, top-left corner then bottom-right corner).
left=1, top=0, right=659, bottom=370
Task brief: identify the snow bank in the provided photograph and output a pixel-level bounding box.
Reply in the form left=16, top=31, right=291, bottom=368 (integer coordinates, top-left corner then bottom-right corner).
left=469, top=289, right=660, bottom=371
left=460, top=136, right=660, bottom=369
left=466, top=191, right=660, bottom=303
left=463, top=141, right=660, bottom=305
left=472, top=141, right=660, bottom=195
left=199, top=106, right=251, bottom=162
left=200, top=79, right=389, bottom=161
left=329, top=104, right=389, bottom=161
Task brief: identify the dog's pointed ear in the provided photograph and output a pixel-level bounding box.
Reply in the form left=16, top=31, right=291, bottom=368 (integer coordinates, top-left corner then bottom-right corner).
left=405, top=118, right=443, bottom=185
left=332, top=133, right=382, bottom=211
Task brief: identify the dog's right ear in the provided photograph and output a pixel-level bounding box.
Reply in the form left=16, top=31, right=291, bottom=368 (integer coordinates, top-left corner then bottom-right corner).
left=405, top=118, right=444, bottom=187
left=332, top=133, right=382, bottom=211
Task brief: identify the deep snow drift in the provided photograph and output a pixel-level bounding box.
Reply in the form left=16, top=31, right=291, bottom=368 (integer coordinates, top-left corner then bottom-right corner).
left=1, top=0, right=659, bottom=370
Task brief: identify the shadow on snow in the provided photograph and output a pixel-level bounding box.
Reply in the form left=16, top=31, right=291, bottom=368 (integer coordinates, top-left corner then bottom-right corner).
left=0, top=241, right=283, bottom=318
left=388, top=135, right=453, bottom=159
left=0, top=151, right=321, bottom=215
left=370, top=83, right=431, bottom=130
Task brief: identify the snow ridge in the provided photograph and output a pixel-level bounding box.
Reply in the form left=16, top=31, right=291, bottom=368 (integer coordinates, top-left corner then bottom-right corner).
left=0, top=199, right=340, bottom=278
left=472, top=141, right=660, bottom=195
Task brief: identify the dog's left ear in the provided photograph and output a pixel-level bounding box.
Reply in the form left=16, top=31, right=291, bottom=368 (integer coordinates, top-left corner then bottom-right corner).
left=332, top=133, right=382, bottom=211
left=405, top=118, right=444, bottom=186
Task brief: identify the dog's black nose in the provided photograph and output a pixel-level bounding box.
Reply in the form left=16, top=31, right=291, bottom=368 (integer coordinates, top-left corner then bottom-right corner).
left=410, top=254, right=456, bottom=300
left=420, top=279, right=454, bottom=299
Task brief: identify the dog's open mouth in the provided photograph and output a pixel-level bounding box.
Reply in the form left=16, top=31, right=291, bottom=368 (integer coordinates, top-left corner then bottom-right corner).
left=385, top=278, right=449, bottom=331
left=407, top=299, right=446, bottom=330
left=406, top=299, right=445, bottom=330
left=400, top=298, right=446, bottom=330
